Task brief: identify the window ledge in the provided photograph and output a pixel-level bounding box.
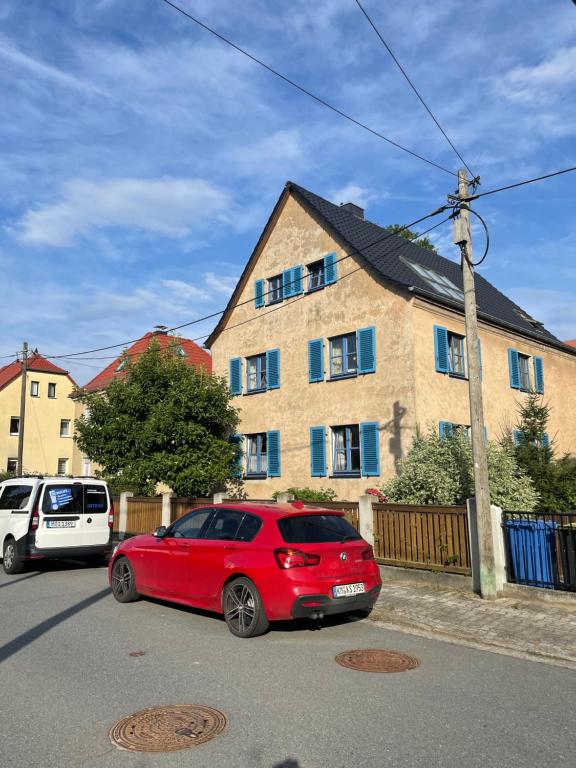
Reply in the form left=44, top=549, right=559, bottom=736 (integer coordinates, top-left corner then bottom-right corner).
left=328, top=373, right=357, bottom=382
left=329, top=472, right=361, bottom=479
left=244, top=388, right=267, bottom=396
left=244, top=473, right=267, bottom=480
left=267, top=298, right=283, bottom=307
left=449, top=372, right=467, bottom=380
left=306, top=284, right=325, bottom=294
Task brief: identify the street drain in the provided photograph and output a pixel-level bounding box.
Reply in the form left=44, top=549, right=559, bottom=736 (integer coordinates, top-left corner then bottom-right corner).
left=109, top=705, right=227, bottom=752
left=335, top=649, right=420, bottom=673
left=128, top=651, right=145, bottom=657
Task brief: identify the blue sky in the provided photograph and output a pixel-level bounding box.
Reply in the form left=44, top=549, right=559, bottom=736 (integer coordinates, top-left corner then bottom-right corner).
left=1, top=0, right=575, bottom=384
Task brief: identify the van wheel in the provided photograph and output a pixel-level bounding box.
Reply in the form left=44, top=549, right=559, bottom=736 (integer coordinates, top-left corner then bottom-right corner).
left=111, top=557, right=139, bottom=603
left=3, top=538, right=24, bottom=575
left=222, top=577, right=269, bottom=638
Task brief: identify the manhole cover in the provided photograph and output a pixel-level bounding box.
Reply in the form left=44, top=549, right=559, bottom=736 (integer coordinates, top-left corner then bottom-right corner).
left=335, top=649, right=420, bottom=673
left=109, top=705, right=227, bottom=752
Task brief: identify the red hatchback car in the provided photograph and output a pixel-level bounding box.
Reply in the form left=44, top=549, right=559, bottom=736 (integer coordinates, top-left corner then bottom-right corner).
left=109, top=502, right=382, bottom=637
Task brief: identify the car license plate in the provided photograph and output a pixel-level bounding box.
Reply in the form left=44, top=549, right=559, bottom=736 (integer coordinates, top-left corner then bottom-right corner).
left=332, top=582, right=365, bottom=598
left=46, top=520, right=76, bottom=528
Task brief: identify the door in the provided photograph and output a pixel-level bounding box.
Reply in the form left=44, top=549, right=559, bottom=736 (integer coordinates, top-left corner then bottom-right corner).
left=191, top=509, right=247, bottom=606
left=36, top=483, right=85, bottom=550
left=82, top=484, right=111, bottom=547
left=0, top=483, right=34, bottom=544
left=147, top=508, right=214, bottom=597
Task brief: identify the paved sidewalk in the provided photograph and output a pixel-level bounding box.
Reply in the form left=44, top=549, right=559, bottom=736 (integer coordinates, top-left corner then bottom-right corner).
left=369, top=580, right=576, bottom=668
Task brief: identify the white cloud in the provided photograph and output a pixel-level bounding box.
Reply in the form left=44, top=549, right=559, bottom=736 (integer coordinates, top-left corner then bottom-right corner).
left=16, top=177, right=231, bottom=246
left=203, top=272, right=239, bottom=296
left=162, top=280, right=211, bottom=302
left=496, top=46, right=576, bottom=104
left=329, top=182, right=382, bottom=209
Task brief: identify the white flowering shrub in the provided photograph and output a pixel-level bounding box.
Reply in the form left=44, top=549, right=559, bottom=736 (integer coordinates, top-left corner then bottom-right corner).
left=381, top=428, right=537, bottom=511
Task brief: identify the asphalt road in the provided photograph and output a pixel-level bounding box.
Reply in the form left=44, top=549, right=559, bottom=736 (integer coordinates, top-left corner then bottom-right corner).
left=0, top=561, right=574, bottom=768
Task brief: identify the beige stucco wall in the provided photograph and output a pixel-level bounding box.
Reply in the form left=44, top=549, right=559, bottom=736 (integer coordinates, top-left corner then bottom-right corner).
left=210, top=193, right=418, bottom=500
left=0, top=372, right=78, bottom=476
left=412, top=299, right=576, bottom=454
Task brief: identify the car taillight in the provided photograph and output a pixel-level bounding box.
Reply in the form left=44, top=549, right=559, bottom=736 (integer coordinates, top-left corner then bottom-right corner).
left=30, top=507, right=39, bottom=531
left=274, top=548, right=321, bottom=569
left=362, top=546, right=375, bottom=561
left=107, top=500, right=115, bottom=528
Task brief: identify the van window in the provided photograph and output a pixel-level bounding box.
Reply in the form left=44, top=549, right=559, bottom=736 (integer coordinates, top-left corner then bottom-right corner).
left=41, top=484, right=108, bottom=515
left=0, top=485, right=33, bottom=511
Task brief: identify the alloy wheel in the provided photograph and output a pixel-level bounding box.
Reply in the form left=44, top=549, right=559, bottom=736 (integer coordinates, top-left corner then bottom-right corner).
left=112, top=560, right=131, bottom=599
left=224, top=583, right=256, bottom=634
left=4, top=543, right=14, bottom=570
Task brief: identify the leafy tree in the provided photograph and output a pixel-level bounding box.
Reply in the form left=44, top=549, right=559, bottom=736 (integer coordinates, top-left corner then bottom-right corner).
left=384, top=224, right=438, bottom=254
left=381, top=427, right=537, bottom=510
left=512, top=394, right=576, bottom=511
left=74, top=342, right=240, bottom=497
left=272, top=486, right=337, bottom=502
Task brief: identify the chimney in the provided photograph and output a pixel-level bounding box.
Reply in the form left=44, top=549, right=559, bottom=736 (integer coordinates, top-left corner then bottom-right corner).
left=340, top=202, right=364, bottom=219
left=153, top=325, right=168, bottom=335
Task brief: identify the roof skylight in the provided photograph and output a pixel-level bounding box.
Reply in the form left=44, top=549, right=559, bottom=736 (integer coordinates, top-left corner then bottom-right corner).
left=403, top=259, right=464, bottom=302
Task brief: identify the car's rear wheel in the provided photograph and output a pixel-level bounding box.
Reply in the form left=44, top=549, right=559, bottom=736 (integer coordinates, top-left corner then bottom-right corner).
left=3, top=537, right=24, bottom=575
left=111, top=557, right=140, bottom=603
left=222, top=577, right=269, bottom=638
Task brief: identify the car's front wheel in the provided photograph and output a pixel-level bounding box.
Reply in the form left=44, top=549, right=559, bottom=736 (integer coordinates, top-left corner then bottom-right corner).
left=222, top=577, right=269, bottom=638
left=3, top=537, right=24, bottom=575
left=110, top=557, right=140, bottom=603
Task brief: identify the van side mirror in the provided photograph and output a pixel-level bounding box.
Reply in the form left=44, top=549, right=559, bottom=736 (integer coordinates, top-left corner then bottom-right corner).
left=154, top=526, right=168, bottom=539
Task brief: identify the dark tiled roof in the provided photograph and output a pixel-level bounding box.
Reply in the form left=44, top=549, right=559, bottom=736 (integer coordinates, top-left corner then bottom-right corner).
left=288, top=182, right=565, bottom=347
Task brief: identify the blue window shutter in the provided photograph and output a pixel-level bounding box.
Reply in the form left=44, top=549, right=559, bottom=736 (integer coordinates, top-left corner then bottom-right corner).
left=483, top=426, right=488, bottom=441
left=360, top=422, right=380, bottom=477
left=434, top=326, right=449, bottom=373
left=266, top=348, right=280, bottom=390
left=478, top=338, right=483, bottom=381
left=229, top=357, right=242, bottom=395
left=255, top=279, right=265, bottom=308
left=310, top=426, right=327, bottom=477
left=513, top=429, right=523, bottom=446
left=439, top=421, right=454, bottom=438
left=541, top=432, right=550, bottom=449
left=282, top=268, right=293, bottom=299
left=357, top=326, right=376, bottom=374
left=533, top=356, right=544, bottom=394
left=308, top=339, right=324, bottom=383
left=292, top=265, right=303, bottom=295
left=324, top=252, right=337, bottom=285
left=230, top=434, right=244, bottom=478
left=508, top=348, right=520, bottom=389
left=267, top=430, right=281, bottom=477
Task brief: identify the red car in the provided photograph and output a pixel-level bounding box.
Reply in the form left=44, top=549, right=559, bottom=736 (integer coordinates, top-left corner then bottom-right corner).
left=109, top=502, right=382, bottom=638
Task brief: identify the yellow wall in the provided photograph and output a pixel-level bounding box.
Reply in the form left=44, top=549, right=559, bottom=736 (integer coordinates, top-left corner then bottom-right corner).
left=211, top=193, right=417, bottom=499
left=0, top=371, right=77, bottom=476
left=210, top=191, right=576, bottom=500
left=413, top=299, right=576, bottom=452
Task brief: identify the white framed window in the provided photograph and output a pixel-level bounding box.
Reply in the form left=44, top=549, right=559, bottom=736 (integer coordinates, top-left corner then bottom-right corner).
left=82, top=457, right=91, bottom=476
left=246, top=354, right=267, bottom=392
left=30, top=381, right=40, bottom=397
left=448, top=333, right=465, bottom=377
left=267, top=274, right=283, bottom=304
left=48, top=382, right=56, bottom=398
left=9, top=417, right=19, bottom=436
left=60, top=419, right=71, bottom=437
left=329, top=334, right=357, bottom=378
left=307, top=260, right=325, bottom=291
left=6, top=458, right=18, bottom=473
left=332, top=425, right=361, bottom=476
left=57, top=458, right=68, bottom=476
left=518, top=353, right=531, bottom=391
left=246, top=433, right=267, bottom=476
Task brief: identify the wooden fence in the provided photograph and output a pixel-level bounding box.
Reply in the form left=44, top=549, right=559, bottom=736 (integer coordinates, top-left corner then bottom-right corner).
left=372, top=503, right=471, bottom=575
left=300, top=500, right=360, bottom=530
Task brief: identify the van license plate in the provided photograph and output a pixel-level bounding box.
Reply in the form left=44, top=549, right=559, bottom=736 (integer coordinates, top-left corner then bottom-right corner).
left=333, top=582, right=365, bottom=598
left=46, top=520, right=76, bottom=528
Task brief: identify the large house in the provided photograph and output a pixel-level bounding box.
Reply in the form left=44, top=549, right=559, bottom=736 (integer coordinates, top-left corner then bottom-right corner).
left=0, top=353, right=78, bottom=476
left=206, top=181, right=576, bottom=499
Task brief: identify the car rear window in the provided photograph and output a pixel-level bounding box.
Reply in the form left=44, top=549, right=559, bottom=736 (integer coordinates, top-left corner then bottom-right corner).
left=0, top=485, right=33, bottom=511
left=277, top=514, right=361, bottom=543
left=41, top=484, right=108, bottom=515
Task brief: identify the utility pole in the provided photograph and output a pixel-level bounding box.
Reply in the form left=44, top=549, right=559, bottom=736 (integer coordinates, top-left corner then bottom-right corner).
left=453, top=171, right=497, bottom=599
left=17, top=342, right=28, bottom=475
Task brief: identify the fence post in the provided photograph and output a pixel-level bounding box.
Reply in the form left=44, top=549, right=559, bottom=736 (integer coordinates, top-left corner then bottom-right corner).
left=490, top=505, right=506, bottom=594
left=358, top=495, right=374, bottom=546
left=213, top=492, right=226, bottom=505
left=118, top=492, right=133, bottom=541
left=276, top=492, right=295, bottom=503
left=467, top=498, right=481, bottom=594
left=162, top=492, right=175, bottom=528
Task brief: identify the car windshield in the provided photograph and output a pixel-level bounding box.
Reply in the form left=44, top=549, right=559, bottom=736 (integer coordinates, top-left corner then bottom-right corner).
left=277, top=514, right=361, bottom=543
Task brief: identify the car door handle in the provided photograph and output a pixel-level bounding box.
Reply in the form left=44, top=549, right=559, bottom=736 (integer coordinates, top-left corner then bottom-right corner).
left=224, top=545, right=240, bottom=551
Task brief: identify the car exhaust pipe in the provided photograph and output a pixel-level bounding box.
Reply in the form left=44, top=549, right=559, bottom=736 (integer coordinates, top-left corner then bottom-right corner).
left=310, top=610, right=325, bottom=621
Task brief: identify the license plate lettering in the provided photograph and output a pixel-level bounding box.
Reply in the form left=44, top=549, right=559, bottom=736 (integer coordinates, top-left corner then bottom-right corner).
left=46, top=520, right=76, bottom=528
left=332, top=582, right=365, bottom=598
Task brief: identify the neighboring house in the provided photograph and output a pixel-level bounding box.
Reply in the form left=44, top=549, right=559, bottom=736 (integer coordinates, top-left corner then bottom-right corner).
left=567, top=340, right=576, bottom=348
left=206, top=181, right=576, bottom=499
left=74, top=329, right=212, bottom=475
left=0, top=353, right=78, bottom=476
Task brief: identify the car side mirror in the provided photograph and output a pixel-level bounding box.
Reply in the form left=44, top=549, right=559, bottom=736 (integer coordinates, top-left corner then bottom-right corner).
left=154, top=525, right=168, bottom=539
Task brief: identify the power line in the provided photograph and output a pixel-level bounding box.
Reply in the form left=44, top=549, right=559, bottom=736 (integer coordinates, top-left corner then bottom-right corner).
left=459, top=165, right=576, bottom=202
left=353, top=0, right=476, bottom=180
left=161, top=0, right=456, bottom=177
left=43, top=213, right=451, bottom=363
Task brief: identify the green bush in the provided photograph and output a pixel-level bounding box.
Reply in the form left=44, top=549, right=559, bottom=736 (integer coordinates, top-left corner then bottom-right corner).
left=381, top=428, right=537, bottom=510
left=272, top=486, right=337, bottom=502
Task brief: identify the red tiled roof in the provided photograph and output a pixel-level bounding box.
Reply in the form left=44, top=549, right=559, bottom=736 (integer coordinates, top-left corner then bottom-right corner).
left=567, top=340, right=576, bottom=348
left=83, top=332, right=212, bottom=392
left=0, top=353, right=73, bottom=393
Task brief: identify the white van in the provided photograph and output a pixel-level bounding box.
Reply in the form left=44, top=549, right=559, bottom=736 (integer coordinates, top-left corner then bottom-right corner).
left=0, top=476, right=114, bottom=574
